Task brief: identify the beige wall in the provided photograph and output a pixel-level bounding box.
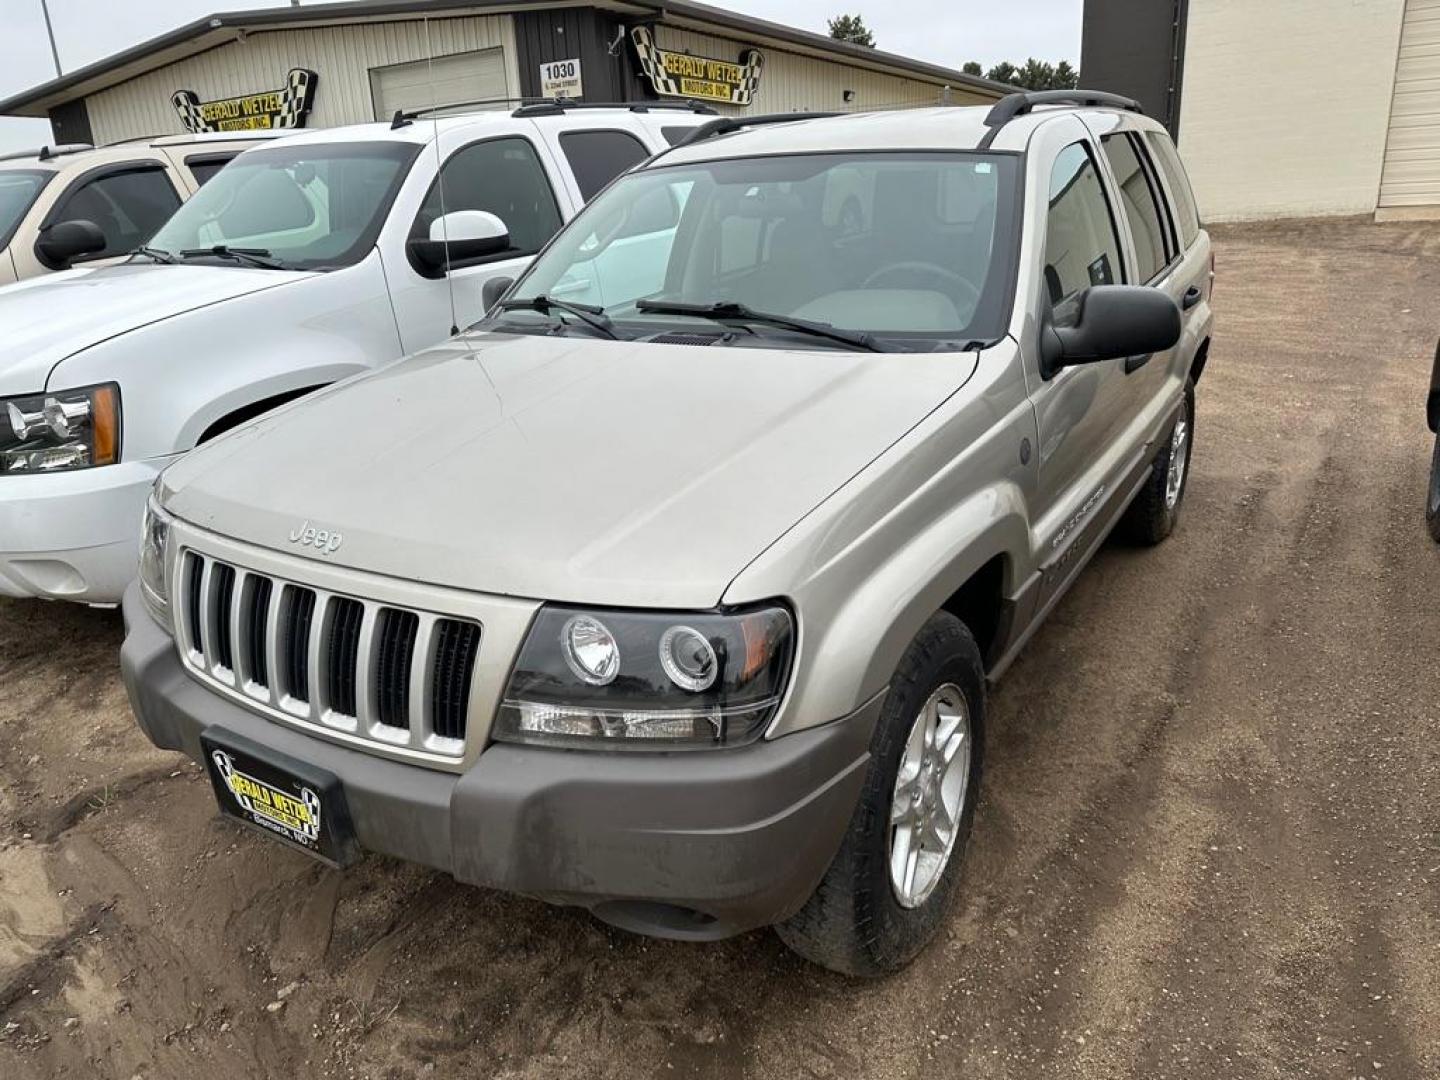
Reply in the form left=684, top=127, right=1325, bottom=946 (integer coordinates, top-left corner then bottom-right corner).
left=654, top=26, right=993, bottom=118
left=84, top=16, right=520, bottom=143
left=1178, top=0, right=1406, bottom=221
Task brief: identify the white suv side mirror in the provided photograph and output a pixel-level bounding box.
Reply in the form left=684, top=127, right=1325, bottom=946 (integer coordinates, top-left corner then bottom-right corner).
left=408, top=210, right=511, bottom=278
left=429, top=210, right=508, bottom=245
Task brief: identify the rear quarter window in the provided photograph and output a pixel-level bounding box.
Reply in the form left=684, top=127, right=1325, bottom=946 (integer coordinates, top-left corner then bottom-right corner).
left=1144, top=131, right=1202, bottom=249
left=559, top=129, right=650, bottom=201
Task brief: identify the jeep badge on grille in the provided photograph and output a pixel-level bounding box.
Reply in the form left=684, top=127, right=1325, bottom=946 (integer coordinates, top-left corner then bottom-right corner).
left=288, top=520, right=343, bottom=555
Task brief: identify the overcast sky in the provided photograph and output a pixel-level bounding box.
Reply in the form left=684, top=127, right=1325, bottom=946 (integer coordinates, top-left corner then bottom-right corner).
left=0, top=0, right=1081, bottom=152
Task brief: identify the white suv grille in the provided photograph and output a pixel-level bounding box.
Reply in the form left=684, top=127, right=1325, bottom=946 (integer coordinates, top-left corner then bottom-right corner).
left=176, top=549, right=482, bottom=759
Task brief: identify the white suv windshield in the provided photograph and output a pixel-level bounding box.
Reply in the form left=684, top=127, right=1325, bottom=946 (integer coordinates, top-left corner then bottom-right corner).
left=0, top=169, right=52, bottom=249
left=504, top=151, right=1020, bottom=349
left=147, top=142, right=418, bottom=270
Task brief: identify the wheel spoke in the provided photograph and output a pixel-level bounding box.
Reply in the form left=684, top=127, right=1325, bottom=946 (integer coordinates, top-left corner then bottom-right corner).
left=890, top=779, right=918, bottom=824
left=903, top=843, right=920, bottom=898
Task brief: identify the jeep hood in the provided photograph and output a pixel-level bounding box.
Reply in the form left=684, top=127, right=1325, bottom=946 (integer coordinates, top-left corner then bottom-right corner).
left=163, top=332, right=977, bottom=608
left=0, top=263, right=312, bottom=395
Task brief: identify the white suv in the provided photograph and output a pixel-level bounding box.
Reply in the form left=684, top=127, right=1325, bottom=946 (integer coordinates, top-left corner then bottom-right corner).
left=0, top=132, right=283, bottom=284
left=0, top=101, right=712, bottom=605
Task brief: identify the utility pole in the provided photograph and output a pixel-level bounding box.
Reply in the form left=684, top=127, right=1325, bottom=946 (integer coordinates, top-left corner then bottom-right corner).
left=39, top=0, right=62, bottom=77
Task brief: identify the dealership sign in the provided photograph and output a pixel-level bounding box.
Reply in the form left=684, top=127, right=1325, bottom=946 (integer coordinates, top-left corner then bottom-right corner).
left=631, top=27, right=763, bottom=106
left=171, top=69, right=319, bottom=133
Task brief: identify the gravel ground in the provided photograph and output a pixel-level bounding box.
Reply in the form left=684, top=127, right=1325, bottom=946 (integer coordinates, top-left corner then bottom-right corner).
left=1, top=216, right=1437, bottom=1080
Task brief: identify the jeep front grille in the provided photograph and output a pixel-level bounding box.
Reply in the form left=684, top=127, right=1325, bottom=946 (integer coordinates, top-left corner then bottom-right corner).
left=177, top=551, right=481, bottom=758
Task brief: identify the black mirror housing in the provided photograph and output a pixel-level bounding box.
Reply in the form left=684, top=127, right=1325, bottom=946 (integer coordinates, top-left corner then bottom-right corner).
left=481, top=276, right=514, bottom=314
left=1041, top=285, right=1182, bottom=378
left=35, top=219, right=107, bottom=270
left=407, top=234, right=511, bottom=277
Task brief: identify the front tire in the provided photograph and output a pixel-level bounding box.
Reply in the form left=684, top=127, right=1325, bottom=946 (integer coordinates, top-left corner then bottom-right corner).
left=776, top=612, right=985, bottom=976
left=1119, top=379, right=1195, bottom=545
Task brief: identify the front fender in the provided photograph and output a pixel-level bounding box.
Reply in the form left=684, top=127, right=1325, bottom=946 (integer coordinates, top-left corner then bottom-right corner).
left=726, top=342, right=1040, bottom=737
left=46, top=256, right=402, bottom=460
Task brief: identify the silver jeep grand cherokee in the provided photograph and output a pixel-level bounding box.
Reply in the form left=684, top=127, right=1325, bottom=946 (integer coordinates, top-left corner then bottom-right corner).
left=122, top=91, right=1214, bottom=975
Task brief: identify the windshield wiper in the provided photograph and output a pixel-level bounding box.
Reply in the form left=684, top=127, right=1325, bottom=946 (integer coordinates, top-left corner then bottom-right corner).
left=634, top=300, right=883, bottom=352
left=178, top=245, right=289, bottom=271
left=496, top=295, right=619, bottom=340
left=130, top=245, right=176, bottom=264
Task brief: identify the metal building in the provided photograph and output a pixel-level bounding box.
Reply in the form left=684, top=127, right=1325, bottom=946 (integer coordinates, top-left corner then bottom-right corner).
left=1082, top=0, right=1440, bottom=222
left=0, top=0, right=1008, bottom=147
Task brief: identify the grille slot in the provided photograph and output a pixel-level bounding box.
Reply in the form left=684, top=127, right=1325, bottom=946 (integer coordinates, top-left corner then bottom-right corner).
left=176, top=549, right=480, bottom=761
left=375, top=609, right=419, bottom=730
left=184, top=553, right=205, bottom=655
left=243, top=576, right=272, bottom=688
left=282, top=587, right=317, bottom=704
left=431, top=619, right=481, bottom=740
left=211, top=563, right=236, bottom=671
left=326, top=598, right=364, bottom=717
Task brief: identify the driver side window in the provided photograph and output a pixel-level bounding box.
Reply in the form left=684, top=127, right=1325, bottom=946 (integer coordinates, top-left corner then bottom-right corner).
left=1044, top=142, right=1124, bottom=310
left=412, top=137, right=562, bottom=257
left=53, top=167, right=181, bottom=260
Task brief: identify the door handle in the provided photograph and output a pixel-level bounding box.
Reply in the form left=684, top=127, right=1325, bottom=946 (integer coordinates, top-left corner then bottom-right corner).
left=1182, top=285, right=1203, bottom=311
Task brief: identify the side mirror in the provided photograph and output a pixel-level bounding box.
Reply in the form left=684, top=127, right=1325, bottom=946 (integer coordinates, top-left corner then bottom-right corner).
left=407, top=210, right=510, bottom=276
left=1041, top=285, right=1181, bottom=379
left=35, top=219, right=107, bottom=269
left=481, top=275, right=514, bottom=314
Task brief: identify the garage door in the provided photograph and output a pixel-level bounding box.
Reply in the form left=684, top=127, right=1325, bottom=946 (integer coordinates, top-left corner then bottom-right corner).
left=370, top=48, right=508, bottom=120
left=1380, top=0, right=1440, bottom=208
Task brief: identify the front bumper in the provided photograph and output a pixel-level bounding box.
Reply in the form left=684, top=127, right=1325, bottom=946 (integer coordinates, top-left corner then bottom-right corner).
left=0, top=460, right=165, bottom=604
left=120, top=584, right=879, bottom=939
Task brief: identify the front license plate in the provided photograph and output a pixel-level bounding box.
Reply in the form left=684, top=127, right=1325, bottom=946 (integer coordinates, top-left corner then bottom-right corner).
left=201, top=728, right=360, bottom=868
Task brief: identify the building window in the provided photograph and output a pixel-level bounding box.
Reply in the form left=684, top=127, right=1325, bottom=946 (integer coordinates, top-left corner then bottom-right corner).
left=559, top=130, right=651, bottom=201
left=1043, top=142, right=1124, bottom=308
left=1101, top=133, right=1171, bottom=282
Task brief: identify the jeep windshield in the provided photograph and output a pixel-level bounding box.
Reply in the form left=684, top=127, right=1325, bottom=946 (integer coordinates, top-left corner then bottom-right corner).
left=0, top=169, right=53, bottom=250
left=497, top=151, right=1020, bottom=351
left=145, top=142, right=419, bottom=271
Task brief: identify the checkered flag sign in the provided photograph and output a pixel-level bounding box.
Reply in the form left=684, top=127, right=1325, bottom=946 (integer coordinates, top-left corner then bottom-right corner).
left=277, top=68, right=318, bottom=128
left=169, top=68, right=319, bottom=133
left=631, top=26, right=763, bottom=106
left=170, top=89, right=205, bottom=134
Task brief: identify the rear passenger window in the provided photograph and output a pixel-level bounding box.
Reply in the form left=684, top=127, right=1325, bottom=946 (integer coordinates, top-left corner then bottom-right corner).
left=53, top=167, right=181, bottom=259
left=1101, top=134, right=1170, bottom=282
left=186, top=155, right=237, bottom=187
left=1144, top=132, right=1201, bottom=249
left=559, top=130, right=650, bottom=201
left=661, top=126, right=695, bottom=147
left=414, top=137, right=562, bottom=258
left=1043, top=142, right=1124, bottom=308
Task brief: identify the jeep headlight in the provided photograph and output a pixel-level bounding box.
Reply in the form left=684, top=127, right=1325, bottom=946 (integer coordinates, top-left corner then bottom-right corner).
left=0, top=383, right=121, bottom=474
left=495, top=604, right=794, bottom=748
left=138, top=494, right=172, bottom=626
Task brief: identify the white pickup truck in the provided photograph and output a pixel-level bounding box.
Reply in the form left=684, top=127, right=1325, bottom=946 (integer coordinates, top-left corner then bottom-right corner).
left=0, top=101, right=711, bottom=604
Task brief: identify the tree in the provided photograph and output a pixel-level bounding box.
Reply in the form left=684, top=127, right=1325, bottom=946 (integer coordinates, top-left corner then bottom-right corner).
left=962, top=61, right=983, bottom=76
left=828, top=14, right=876, bottom=48
left=977, top=58, right=1079, bottom=91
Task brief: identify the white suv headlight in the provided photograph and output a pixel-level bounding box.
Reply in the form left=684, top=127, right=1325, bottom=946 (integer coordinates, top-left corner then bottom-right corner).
left=495, top=604, right=794, bottom=749
left=138, top=494, right=173, bottom=626
left=0, top=383, right=121, bottom=473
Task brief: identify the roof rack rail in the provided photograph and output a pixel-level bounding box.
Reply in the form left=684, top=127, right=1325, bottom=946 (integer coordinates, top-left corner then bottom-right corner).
left=0, top=143, right=95, bottom=163
left=674, top=112, right=838, bottom=148
left=392, top=96, right=536, bottom=129
left=512, top=98, right=717, bottom=118
left=983, top=89, right=1144, bottom=130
